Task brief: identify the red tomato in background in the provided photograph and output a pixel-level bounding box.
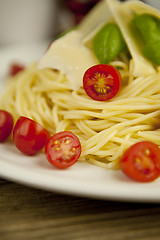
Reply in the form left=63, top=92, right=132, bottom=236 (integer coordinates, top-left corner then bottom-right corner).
left=13, top=116, right=50, bottom=155
left=83, top=64, right=121, bottom=101
left=66, top=0, right=100, bottom=23
left=66, top=0, right=100, bottom=14
left=0, top=110, right=14, bottom=142
left=45, top=131, right=81, bottom=169
left=120, top=141, right=160, bottom=182
left=9, top=63, right=25, bottom=76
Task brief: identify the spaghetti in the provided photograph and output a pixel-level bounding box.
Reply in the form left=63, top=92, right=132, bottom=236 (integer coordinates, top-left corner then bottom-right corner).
left=0, top=55, right=160, bottom=169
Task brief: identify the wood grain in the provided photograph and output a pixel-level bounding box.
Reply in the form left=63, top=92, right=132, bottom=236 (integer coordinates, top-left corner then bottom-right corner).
left=0, top=178, right=160, bottom=240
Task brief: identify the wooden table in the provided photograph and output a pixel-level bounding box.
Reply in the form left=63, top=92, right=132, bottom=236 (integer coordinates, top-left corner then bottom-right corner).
left=0, top=177, right=160, bottom=240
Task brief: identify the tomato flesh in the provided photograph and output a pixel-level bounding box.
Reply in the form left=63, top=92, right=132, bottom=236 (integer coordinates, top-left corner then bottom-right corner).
left=120, top=141, right=160, bottom=182
left=0, top=110, right=14, bottom=142
left=13, top=116, right=50, bottom=155
left=83, top=64, right=121, bottom=101
left=45, top=131, right=81, bottom=169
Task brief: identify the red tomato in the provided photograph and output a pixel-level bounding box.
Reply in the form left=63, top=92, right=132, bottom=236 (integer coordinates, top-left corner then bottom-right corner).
left=66, top=0, right=100, bottom=14
left=0, top=110, right=14, bottom=142
left=120, top=141, right=160, bottom=182
left=9, top=63, right=25, bottom=76
left=83, top=64, right=121, bottom=101
left=45, top=131, right=81, bottom=169
left=13, top=116, right=50, bottom=155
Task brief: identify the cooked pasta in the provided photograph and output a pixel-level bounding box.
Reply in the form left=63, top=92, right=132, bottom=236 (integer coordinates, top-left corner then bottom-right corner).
left=0, top=54, right=160, bottom=169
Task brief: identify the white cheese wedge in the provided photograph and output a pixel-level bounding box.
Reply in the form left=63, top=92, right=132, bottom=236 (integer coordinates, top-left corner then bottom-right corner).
left=38, top=0, right=110, bottom=91
left=79, top=0, right=112, bottom=48
left=78, top=0, right=110, bottom=36
left=125, top=0, right=160, bottom=17
left=38, top=30, right=98, bottom=90
left=39, top=0, right=158, bottom=91
left=106, top=0, right=156, bottom=77
left=82, top=15, right=114, bottom=49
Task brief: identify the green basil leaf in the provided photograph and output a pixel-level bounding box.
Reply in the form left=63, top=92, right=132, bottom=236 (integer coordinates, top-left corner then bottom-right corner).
left=56, top=26, right=77, bottom=39
left=143, top=41, right=160, bottom=65
left=93, top=23, right=127, bottom=64
left=133, top=14, right=160, bottom=44
left=133, top=14, right=160, bottom=65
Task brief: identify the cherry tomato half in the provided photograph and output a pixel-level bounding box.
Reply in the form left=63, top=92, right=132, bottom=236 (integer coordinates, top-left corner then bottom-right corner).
left=83, top=64, right=121, bottom=101
left=45, top=131, right=81, bottom=169
left=0, top=110, right=14, bottom=142
left=120, top=141, right=160, bottom=182
left=13, top=116, right=50, bottom=155
left=9, top=63, right=25, bottom=76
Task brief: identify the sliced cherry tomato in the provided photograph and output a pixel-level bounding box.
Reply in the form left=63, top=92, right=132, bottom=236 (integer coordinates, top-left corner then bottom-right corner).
left=120, top=141, right=160, bottom=182
left=13, top=116, right=50, bottom=155
left=0, top=110, right=14, bottom=142
left=45, top=131, right=81, bottom=169
left=9, top=63, right=25, bottom=76
left=83, top=64, right=121, bottom=101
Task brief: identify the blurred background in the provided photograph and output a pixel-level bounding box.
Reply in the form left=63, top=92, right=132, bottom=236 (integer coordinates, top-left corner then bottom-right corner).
left=0, top=0, right=159, bottom=46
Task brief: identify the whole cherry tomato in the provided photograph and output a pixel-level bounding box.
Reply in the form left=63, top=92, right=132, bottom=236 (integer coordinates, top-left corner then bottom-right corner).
left=13, top=116, right=50, bottom=155
left=83, top=64, right=121, bottom=101
left=0, top=110, right=14, bottom=142
left=66, top=0, right=100, bottom=14
left=9, top=63, right=25, bottom=76
left=120, top=141, right=160, bottom=182
left=45, top=131, right=81, bottom=169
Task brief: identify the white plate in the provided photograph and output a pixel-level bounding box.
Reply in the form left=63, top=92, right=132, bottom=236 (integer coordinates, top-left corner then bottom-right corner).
left=0, top=43, right=160, bottom=203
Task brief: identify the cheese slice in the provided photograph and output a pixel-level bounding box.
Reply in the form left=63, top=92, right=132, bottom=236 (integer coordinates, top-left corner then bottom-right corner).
left=38, top=0, right=110, bottom=90
left=38, top=30, right=98, bottom=90
left=125, top=0, right=160, bottom=17
left=106, top=0, right=156, bottom=77
left=79, top=0, right=112, bottom=48
left=82, top=16, right=114, bottom=49
left=39, top=0, right=158, bottom=91
left=78, top=0, right=110, bottom=36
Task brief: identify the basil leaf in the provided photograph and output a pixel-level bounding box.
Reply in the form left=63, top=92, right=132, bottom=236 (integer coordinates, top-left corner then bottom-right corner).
left=133, top=14, right=160, bottom=65
left=56, top=26, right=77, bottom=39
left=143, top=41, right=160, bottom=65
left=93, top=23, right=127, bottom=64
left=133, top=14, right=160, bottom=44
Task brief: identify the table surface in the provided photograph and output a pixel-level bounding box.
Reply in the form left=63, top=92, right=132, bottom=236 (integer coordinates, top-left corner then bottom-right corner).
left=0, top=178, right=160, bottom=240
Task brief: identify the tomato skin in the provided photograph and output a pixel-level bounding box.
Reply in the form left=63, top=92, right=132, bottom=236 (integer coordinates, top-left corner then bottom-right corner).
left=45, top=131, right=81, bottom=169
left=120, top=141, right=160, bottom=182
left=9, top=63, right=25, bottom=76
left=66, top=0, right=99, bottom=14
left=0, top=110, right=14, bottom=142
left=13, top=116, right=50, bottom=155
left=83, top=64, right=121, bottom=101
